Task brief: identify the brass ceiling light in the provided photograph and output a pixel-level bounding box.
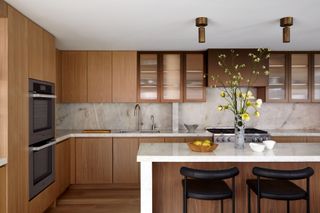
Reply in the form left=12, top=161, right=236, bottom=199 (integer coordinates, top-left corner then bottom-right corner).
left=280, top=17, right=293, bottom=43
left=195, top=17, right=208, bottom=43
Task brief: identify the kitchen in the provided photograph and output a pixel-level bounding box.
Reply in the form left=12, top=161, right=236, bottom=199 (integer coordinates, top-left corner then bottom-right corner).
left=0, top=0, right=320, bottom=213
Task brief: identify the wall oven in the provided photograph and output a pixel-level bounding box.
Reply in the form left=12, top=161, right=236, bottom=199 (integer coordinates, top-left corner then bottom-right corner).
left=29, top=79, right=56, bottom=200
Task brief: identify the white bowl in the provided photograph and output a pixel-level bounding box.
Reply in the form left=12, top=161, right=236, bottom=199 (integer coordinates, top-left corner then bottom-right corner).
left=263, top=140, right=276, bottom=150
left=249, top=143, right=265, bottom=152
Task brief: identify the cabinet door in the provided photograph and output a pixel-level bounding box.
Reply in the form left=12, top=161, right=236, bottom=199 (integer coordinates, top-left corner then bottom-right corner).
left=271, top=136, right=307, bottom=143
left=138, top=53, right=160, bottom=102
left=185, top=137, right=212, bottom=142
left=290, top=54, right=310, bottom=102
left=184, top=53, right=206, bottom=102
left=55, top=139, right=70, bottom=197
left=113, top=138, right=139, bottom=184
left=75, top=138, right=112, bottom=184
left=312, top=54, right=320, bottom=102
left=164, top=137, right=185, bottom=143
left=43, top=31, right=56, bottom=83
left=56, top=50, right=62, bottom=103
left=139, top=137, right=164, bottom=143
left=161, top=53, right=183, bottom=102
left=0, top=166, right=6, bottom=213
left=61, top=51, right=87, bottom=103
left=28, top=20, right=43, bottom=80
left=267, top=53, right=288, bottom=102
left=88, top=51, right=112, bottom=102
left=112, top=51, right=137, bottom=102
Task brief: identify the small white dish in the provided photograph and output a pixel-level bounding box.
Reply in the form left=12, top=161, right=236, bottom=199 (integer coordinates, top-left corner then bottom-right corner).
left=249, top=143, right=265, bottom=152
left=263, top=140, right=276, bottom=150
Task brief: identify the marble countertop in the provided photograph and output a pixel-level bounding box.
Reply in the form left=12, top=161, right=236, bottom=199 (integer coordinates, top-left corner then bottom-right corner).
left=55, top=129, right=320, bottom=144
left=137, top=143, right=320, bottom=162
left=0, top=158, right=7, bottom=167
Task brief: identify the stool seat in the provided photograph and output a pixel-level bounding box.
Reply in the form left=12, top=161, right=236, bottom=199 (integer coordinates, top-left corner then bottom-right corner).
left=246, top=179, right=307, bottom=200
left=184, top=179, right=232, bottom=200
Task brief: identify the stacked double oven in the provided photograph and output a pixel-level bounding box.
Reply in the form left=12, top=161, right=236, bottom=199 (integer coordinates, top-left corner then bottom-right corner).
left=29, top=79, right=56, bottom=200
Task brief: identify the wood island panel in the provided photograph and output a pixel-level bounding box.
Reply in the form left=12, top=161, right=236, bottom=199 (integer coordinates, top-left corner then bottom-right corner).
left=153, top=162, right=320, bottom=213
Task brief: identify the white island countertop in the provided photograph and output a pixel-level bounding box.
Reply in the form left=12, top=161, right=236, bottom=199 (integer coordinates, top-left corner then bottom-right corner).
left=0, top=158, right=7, bottom=167
left=137, top=142, right=320, bottom=163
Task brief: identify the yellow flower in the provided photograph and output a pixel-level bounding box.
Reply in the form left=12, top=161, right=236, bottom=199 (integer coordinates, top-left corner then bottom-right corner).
left=217, top=105, right=223, bottom=111
left=255, top=99, right=262, bottom=108
left=255, top=111, right=260, bottom=117
left=246, top=101, right=252, bottom=107
left=220, top=91, right=226, bottom=98
left=241, top=113, right=250, bottom=121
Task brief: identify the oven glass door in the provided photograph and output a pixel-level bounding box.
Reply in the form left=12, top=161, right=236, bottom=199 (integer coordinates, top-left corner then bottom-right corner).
left=29, top=142, right=55, bottom=200
left=32, top=97, right=53, bottom=133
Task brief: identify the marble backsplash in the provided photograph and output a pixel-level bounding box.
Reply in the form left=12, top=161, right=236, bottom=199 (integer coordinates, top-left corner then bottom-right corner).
left=56, top=88, right=320, bottom=131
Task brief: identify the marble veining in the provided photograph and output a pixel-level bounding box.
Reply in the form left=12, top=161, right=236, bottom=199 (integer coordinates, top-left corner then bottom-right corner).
left=56, top=88, right=320, bottom=131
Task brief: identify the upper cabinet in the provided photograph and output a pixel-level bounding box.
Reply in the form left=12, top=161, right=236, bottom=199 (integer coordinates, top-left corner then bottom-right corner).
left=27, top=20, right=56, bottom=84
left=112, top=51, right=137, bottom=103
left=267, top=53, right=288, bottom=102
left=88, top=51, right=112, bottom=103
left=137, top=51, right=206, bottom=103
left=61, top=51, right=88, bottom=103
left=27, top=20, right=43, bottom=80
left=312, top=54, right=320, bottom=102
left=161, top=53, right=183, bottom=102
left=138, top=53, right=160, bottom=102
left=289, top=54, right=310, bottom=102
left=184, top=53, right=206, bottom=102
left=207, top=49, right=268, bottom=87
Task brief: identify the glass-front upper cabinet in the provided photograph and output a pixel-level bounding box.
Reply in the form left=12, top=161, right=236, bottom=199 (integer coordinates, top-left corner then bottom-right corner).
left=184, top=53, right=206, bottom=101
left=290, top=54, right=310, bottom=101
left=138, top=54, right=159, bottom=101
left=161, top=53, right=182, bottom=102
left=267, top=54, right=287, bottom=102
left=313, top=54, right=320, bottom=101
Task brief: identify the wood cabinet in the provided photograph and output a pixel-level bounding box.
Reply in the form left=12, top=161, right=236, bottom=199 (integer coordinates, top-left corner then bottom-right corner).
left=207, top=49, right=268, bottom=87
left=88, top=51, right=112, bottom=102
left=113, top=138, right=140, bottom=184
left=28, top=183, right=56, bottom=213
left=61, top=51, right=88, bottom=102
left=55, top=139, right=71, bottom=197
left=43, top=30, right=56, bottom=83
left=27, top=20, right=43, bottom=80
left=112, top=51, right=137, bottom=102
left=312, top=54, right=320, bottom=102
left=0, top=165, right=6, bottom=213
left=56, top=50, right=62, bottom=103
left=184, top=53, right=206, bottom=102
left=271, top=136, right=307, bottom=143
left=164, top=137, right=186, bottom=143
left=139, top=137, right=164, bottom=143
left=75, top=138, right=113, bottom=184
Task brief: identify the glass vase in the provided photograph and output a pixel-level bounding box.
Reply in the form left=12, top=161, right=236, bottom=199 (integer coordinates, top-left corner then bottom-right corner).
left=234, top=115, right=245, bottom=149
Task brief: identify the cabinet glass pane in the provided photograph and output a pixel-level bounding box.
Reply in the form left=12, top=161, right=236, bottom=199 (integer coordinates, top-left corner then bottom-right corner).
left=162, top=54, right=181, bottom=100
left=185, top=54, right=204, bottom=100
left=268, top=54, right=286, bottom=100
left=314, top=54, right=320, bottom=100
left=139, top=54, right=158, bottom=100
left=291, top=54, right=309, bottom=100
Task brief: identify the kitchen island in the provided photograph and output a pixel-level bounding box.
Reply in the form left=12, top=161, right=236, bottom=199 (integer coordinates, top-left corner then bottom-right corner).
left=137, top=143, right=320, bottom=213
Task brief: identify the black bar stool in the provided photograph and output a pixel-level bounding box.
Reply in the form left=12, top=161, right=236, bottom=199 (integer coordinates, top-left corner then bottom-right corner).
left=180, top=167, right=239, bottom=213
left=246, top=167, right=314, bottom=213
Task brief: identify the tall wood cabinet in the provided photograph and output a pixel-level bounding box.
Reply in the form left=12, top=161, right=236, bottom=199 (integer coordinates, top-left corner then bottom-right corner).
left=61, top=51, right=88, bottom=102
left=43, top=31, right=56, bottom=83
left=55, top=139, right=71, bottom=197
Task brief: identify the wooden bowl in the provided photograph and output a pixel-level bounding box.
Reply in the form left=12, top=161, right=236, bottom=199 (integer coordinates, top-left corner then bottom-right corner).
left=187, top=142, right=219, bottom=152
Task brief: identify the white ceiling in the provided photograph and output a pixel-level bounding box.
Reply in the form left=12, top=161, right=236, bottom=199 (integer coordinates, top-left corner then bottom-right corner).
left=5, top=0, right=320, bottom=51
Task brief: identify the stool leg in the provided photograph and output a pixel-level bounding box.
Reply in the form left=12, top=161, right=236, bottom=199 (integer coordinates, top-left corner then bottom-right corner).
left=257, top=196, right=261, bottom=213
left=247, top=187, right=251, bottom=213
left=287, top=200, right=290, bottom=213
left=221, top=200, right=224, bottom=213
left=306, top=198, right=310, bottom=213
left=183, top=196, right=187, bottom=213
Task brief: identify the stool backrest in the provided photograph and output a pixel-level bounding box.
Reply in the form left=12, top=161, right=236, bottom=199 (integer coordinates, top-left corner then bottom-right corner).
left=180, top=167, right=239, bottom=180
left=252, top=167, right=314, bottom=180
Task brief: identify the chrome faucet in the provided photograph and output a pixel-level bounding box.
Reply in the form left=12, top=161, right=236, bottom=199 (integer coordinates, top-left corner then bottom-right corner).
left=134, top=104, right=143, bottom=131
left=151, top=115, right=156, bottom=131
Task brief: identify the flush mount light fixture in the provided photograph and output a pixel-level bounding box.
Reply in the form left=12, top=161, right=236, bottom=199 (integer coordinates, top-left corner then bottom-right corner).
left=280, top=17, right=293, bottom=43
left=195, top=17, right=208, bottom=43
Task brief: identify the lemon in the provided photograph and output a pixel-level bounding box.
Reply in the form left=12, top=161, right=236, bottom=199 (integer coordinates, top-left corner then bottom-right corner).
left=193, top=141, right=202, bottom=146
left=202, top=141, right=212, bottom=147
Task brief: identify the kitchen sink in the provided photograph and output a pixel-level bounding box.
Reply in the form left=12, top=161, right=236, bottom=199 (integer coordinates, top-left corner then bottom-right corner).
left=119, top=130, right=160, bottom=133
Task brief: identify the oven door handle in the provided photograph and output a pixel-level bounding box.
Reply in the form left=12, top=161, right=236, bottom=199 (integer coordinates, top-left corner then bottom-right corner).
left=31, top=140, right=57, bottom=152
left=30, top=94, right=56, bottom=99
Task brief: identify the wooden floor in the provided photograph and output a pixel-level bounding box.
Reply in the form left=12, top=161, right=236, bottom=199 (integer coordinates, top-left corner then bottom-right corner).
left=45, top=188, right=140, bottom=213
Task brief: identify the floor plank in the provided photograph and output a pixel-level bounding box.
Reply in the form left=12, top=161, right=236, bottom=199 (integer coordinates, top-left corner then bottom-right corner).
left=45, top=188, right=140, bottom=213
